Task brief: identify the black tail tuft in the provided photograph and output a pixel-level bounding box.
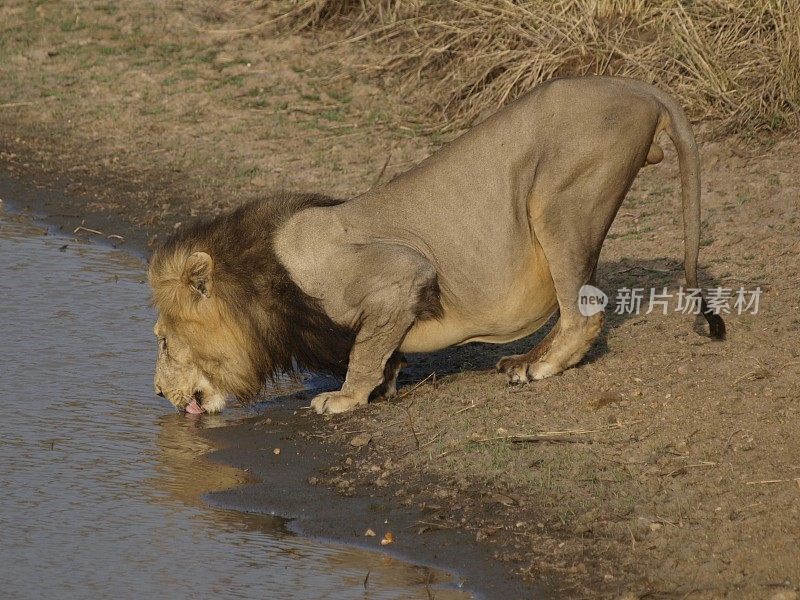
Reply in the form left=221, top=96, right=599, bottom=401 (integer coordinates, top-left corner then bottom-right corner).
left=700, top=298, right=726, bottom=340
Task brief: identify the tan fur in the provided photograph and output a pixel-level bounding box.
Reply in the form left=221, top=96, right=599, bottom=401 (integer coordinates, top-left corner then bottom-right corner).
left=150, top=76, right=724, bottom=416
left=151, top=252, right=260, bottom=414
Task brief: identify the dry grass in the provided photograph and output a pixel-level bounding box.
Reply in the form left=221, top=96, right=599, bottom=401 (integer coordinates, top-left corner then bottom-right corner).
left=277, top=0, right=800, bottom=135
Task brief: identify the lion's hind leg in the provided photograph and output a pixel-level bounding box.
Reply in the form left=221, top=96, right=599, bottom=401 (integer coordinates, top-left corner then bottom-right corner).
left=501, top=185, right=623, bottom=383
left=506, top=301, right=603, bottom=384
left=514, top=229, right=606, bottom=384
left=497, top=316, right=560, bottom=383
left=528, top=311, right=604, bottom=381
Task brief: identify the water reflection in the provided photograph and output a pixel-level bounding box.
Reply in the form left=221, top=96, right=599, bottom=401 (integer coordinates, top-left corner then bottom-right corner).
left=0, top=204, right=470, bottom=600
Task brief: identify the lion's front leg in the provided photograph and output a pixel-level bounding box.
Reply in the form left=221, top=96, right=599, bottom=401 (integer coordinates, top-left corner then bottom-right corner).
left=311, top=319, right=413, bottom=415
left=302, top=242, right=437, bottom=416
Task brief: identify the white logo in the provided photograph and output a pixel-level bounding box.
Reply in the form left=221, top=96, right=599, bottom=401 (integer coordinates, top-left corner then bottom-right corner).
left=578, top=284, right=608, bottom=316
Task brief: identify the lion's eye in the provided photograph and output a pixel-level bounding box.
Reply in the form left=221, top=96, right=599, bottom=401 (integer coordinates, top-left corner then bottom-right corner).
left=158, top=337, right=167, bottom=352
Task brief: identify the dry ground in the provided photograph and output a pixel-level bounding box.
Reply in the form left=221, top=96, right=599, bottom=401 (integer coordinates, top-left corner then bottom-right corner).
left=2, top=2, right=799, bottom=598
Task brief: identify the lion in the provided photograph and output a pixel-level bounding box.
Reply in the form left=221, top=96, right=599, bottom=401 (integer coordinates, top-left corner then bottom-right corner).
left=149, top=76, right=725, bottom=416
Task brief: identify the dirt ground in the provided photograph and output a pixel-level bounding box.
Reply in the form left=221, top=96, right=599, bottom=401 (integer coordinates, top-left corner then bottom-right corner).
left=2, top=3, right=799, bottom=598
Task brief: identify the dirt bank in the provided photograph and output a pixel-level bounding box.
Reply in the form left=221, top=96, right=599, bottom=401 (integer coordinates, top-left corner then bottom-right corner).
left=2, top=2, right=799, bottom=598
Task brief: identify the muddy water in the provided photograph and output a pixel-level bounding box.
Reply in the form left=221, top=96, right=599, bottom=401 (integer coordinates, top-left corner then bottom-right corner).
left=0, top=205, right=471, bottom=600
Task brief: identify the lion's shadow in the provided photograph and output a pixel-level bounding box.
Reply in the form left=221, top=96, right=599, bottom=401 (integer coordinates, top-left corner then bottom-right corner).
left=398, top=257, right=723, bottom=384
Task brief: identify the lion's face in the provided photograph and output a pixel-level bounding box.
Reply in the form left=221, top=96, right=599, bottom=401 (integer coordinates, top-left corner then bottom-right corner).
left=149, top=249, right=263, bottom=415
left=153, top=317, right=228, bottom=414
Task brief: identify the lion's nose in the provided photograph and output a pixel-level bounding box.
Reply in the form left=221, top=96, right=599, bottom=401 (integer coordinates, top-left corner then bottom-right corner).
left=155, top=386, right=164, bottom=398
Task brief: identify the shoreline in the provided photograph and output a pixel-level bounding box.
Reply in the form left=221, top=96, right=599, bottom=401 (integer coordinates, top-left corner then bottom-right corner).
left=0, top=166, right=543, bottom=600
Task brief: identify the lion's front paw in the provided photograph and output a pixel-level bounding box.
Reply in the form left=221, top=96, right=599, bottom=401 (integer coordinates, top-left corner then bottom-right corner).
left=310, top=391, right=367, bottom=415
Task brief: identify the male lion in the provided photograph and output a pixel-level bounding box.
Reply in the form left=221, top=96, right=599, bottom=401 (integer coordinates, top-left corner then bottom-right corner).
left=149, top=76, right=725, bottom=416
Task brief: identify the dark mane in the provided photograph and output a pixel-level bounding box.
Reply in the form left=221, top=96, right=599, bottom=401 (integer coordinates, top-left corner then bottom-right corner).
left=154, top=192, right=355, bottom=394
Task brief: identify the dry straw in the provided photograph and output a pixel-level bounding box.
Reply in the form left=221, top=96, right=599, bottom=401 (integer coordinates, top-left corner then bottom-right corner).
left=279, top=0, right=799, bottom=135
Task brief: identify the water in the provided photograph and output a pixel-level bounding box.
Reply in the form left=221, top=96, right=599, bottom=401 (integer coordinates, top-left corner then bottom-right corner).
left=0, top=203, right=471, bottom=600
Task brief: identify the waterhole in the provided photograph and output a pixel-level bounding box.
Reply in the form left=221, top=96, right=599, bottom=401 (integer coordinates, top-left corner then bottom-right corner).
left=0, top=203, right=471, bottom=600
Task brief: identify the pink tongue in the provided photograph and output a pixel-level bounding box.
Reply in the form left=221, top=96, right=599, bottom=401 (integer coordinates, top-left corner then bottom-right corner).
left=185, top=399, right=204, bottom=415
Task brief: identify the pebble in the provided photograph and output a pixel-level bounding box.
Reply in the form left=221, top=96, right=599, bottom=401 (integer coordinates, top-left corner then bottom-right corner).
left=380, top=532, right=395, bottom=545
left=350, top=432, right=372, bottom=447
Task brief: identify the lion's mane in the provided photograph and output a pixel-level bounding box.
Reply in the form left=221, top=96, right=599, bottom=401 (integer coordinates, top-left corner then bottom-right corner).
left=149, top=193, right=355, bottom=400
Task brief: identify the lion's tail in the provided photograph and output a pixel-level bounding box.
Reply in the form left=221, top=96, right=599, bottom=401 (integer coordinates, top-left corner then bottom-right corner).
left=653, top=89, right=726, bottom=340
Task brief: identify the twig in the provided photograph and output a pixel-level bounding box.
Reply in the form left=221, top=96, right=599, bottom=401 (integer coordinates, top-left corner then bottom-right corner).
left=372, top=152, right=392, bottom=187
left=655, top=515, right=680, bottom=527
left=393, top=372, right=435, bottom=402
left=452, top=401, right=478, bottom=416
left=490, top=435, right=592, bottom=444
left=611, top=265, right=638, bottom=275
left=662, top=461, right=717, bottom=477
left=746, top=478, right=800, bottom=485
left=409, top=519, right=454, bottom=531
left=471, top=420, right=642, bottom=444
left=402, top=403, right=420, bottom=450
left=0, top=101, right=34, bottom=108
left=421, top=429, right=443, bottom=449
left=627, top=524, right=636, bottom=551
left=722, top=429, right=743, bottom=454
left=398, top=427, right=445, bottom=459
left=73, top=226, right=102, bottom=235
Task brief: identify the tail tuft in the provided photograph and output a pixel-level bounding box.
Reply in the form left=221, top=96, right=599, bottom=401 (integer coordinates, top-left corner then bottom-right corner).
left=700, top=297, right=726, bottom=340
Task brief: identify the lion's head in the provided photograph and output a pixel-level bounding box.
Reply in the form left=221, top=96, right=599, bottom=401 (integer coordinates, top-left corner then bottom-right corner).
left=149, top=249, right=263, bottom=414
left=148, top=194, right=354, bottom=415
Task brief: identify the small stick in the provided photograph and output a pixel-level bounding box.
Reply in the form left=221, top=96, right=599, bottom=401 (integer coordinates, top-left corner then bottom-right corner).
left=663, top=462, right=717, bottom=477
left=746, top=478, right=800, bottom=485
left=398, top=428, right=444, bottom=459
left=452, top=401, right=477, bottom=416
left=372, top=152, right=392, bottom=187
left=479, top=435, right=592, bottom=444
left=472, top=420, right=642, bottom=444
left=73, top=226, right=103, bottom=235
left=722, top=429, right=743, bottom=454
left=421, top=429, right=443, bottom=448
left=402, top=404, right=420, bottom=450
left=655, top=515, right=679, bottom=527
left=0, top=101, right=34, bottom=108
left=393, top=372, right=435, bottom=402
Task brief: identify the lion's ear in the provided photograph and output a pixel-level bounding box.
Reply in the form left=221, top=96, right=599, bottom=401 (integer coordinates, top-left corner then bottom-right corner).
left=184, top=251, right=213, bottom=299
